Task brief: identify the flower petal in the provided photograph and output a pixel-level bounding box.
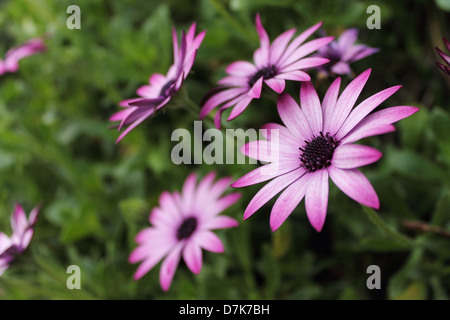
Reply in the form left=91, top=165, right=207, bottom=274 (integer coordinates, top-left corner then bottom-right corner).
left=322, top=77, right=341, bottom=133
left=332, top=144, right=382, bottom=169
left=244, top=168, right=305, bottom=220
left=225, top=61, right=258, bottom=76
left=159, top=243, right=183, bottom=291
left=328, top=166, right=379, bottom=209
left=269, top=28, right=296, bottom=65
left=277, top=93, right=313, bottom=142
left=264, top=78, right=285, bottom=93
left=195, top=231, right=225, bottom=253
left=183, top=242, right=203, bottom=274
left=305, top=170, right=329, bottom=232
left=248, top=76, right=263, bottom=99
left=300, top=81, right=323, bottom=134
left=269, top=172, right=312, bottom=231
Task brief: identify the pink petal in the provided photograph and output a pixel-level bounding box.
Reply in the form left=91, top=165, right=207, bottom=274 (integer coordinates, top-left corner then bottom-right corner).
left=260, top=122, right=303, bottom=146
left=336, top=85, right=402, bottom=139
left=11, top=204, right=27, bottom=237
left=327, top=68, right=371, bottom=135
left=305, top=170, right=329, bottom=232
left=300, top=81, right=323, bottom=134
left=230, top=161, right=301, bottom=188
left=332, top=144, right=382, bottom=169
left=322, top=77, right=341, bottom=133
left=200, top=88, right=247, bottom=119
left=275, top=70, right=311, bottom=81
left=278, top=22, right=324, bottom=65
left=182, top=173, right=197, bottom=213
left=269, top=28, right=297, bottom=65
left=225, top=61, right=258, bottom=76
left=209, top=193, right=241, bottom=216
left=241, top=140, right=280, bottom=162
left=337, top=28, right=358, bottom=50
left=280, top=57, right=330, bottom=73
left=132, top=242, right=175, bottom=281
left=194, top=172, right=217, bottom=204
left=227, top=95, right=253, bottom=121
left=0, top=232, right=12, bottom=253
left=195, top=231, right=225, bottom=253
left=183, top=242, right=203, bottom=274
left=159, top=191, right=182, bottom=219
left=248, top=77, right=263, bottom=98
left=159, top=243, right=183, bottom=291
left=328, top=166, right=380, bottom=209
left=255, top=14, right=270, bottom=66
left=202, top=216, right=239, bottom=230
left=330, top=61, right=351, bottom=75
left=281, top=37, right=334, bottom=68
left=269, top=172, right=312, bottom=231
left=341, top=106, right=419, bottom=144
left=277, top=93, right=313, bottom=142
left=244, top=168, right=305, bottom=220
left=264, top=78, right=285, bottom=93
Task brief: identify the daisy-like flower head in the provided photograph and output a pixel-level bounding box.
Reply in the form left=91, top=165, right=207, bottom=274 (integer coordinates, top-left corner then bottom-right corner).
left=200, top=13, right=334, bottom=128
left=110, top=23, right=206, bottom=143
left=436, top=37, right=450, bottom=75
left=0, top=38, right=46, bottom=76
left=231, top=69, right=419, bottom=232
left=314, top=28, right=379, bottom=76
left=0, top=204, right=40, bottom=276
left=129, top=172, right=240, bottom=291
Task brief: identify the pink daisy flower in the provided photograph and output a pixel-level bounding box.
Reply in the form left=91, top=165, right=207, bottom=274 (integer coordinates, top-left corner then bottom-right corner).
left=231, top=69, right=419, bottom=232
left=436, top=37, right=450, bottom=75
left=0, top=38, right=46, bottom=76
left=110, top=23, right=206, bottom=143
left=0, top=204, right=40, bottom=276
left=314, top=28, right=379, bottom=75
left=129, top=172, right=240, bottom=291
left=200, top=14, right=333, bottom=128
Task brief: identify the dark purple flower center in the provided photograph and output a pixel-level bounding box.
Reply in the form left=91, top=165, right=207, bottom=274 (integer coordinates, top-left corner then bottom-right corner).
left=159, top=79, right=176, bottom=97
left=248, top=65, right=277, bottom=88
left=176, top=216, right=197, bottom=240
left=299, top=132, right=340, bottom=172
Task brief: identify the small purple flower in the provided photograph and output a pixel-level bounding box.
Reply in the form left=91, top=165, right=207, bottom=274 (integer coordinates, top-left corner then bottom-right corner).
left=0, top=204, right=40, bottom=276
left=314, top=28, right=378, bottom=75
left=231, top=69, right=419, bottom=232
left=0, top=38, right=46, bottom=76
left=129, top=172, right=240, bottom=291
left=436, top=37, right=450, bottom=75
left=200, top=13, right=333, bottom=128
left=110, top=23, right=206, bottom=143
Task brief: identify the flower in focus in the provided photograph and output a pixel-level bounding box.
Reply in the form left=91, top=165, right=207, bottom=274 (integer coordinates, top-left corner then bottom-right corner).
left=110, top=23, right=206, bottom=143
left=129, top=172, right=240, bottom=291
left=0, top=38, right=46, bottom=76
left=200, top=14, right=333, bottom=128
left=231, top=69, right=419, bottom=232
left=436, top=37, right=450, bottom=75
left=0, top=204, right=40, bottom=276
left=314, top=28, right=378, bottom=76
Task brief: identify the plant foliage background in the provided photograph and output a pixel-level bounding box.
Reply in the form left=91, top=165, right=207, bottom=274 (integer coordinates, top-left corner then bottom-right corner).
left=0, top=0, right=449, bottom=300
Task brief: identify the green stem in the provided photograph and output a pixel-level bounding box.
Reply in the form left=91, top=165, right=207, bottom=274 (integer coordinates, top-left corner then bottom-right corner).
left=363, top=206, right=414, bottom=248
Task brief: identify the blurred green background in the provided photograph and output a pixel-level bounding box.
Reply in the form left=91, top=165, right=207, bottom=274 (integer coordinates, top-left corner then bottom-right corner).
left=0, top=0, right=449, bottom=300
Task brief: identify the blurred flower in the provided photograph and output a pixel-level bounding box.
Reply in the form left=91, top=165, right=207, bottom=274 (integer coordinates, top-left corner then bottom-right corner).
left=436, top=37, right=450, bottom=75
left=129, top=172, right=240, bottom=291
left=110, top=23, right=206, bottom=143
left=231, top=69, right=419, bottom=232
left=0, top=204, right=40, bottom=276
left=314, top=28, right=378, bottom=76
left=0, top=38, right=46, bottom=76
left=200, top=14, right=333, bottom=128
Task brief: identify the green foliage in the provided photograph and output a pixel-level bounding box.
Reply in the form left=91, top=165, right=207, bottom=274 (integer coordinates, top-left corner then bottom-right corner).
left=0, top=0, right=449, bottom=300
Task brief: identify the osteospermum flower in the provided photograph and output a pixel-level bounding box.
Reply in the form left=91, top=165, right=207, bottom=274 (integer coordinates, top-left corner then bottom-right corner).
left=0, top=204, right=40, bottom=276
left=0, top=38, right=46, bottom=76
left=314, top=28, right=378, bottom=75
left=110, top=23, right=206, bottom=143
left=129, top=172, right=240, bottom=291
left=436, top=37, right=450, bottom=75
left=200, top=14, right=333, bottom=128
left=231, top=69, right=419, bottom=232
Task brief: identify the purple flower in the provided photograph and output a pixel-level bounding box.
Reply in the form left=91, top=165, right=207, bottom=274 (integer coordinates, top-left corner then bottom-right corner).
left=314, top=28, right=378, bottom=76
left=0, top=38, right=46, bottom=76
left=231, top=69, right=419, bottom=232
left=0, top=204, right=40, bottom=276
left=110, top=23, right=206, bottom=143
left=436, top=37, right=450, bottom=75
left=129, top=172, right=240, bottom=291
left=200, top=14, right=333, bottom=128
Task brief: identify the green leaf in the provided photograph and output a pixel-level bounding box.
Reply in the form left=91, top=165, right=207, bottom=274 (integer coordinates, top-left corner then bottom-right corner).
left=360, top=236, right=411, bottom=252
left=431, top=189, right=450, bottom=227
